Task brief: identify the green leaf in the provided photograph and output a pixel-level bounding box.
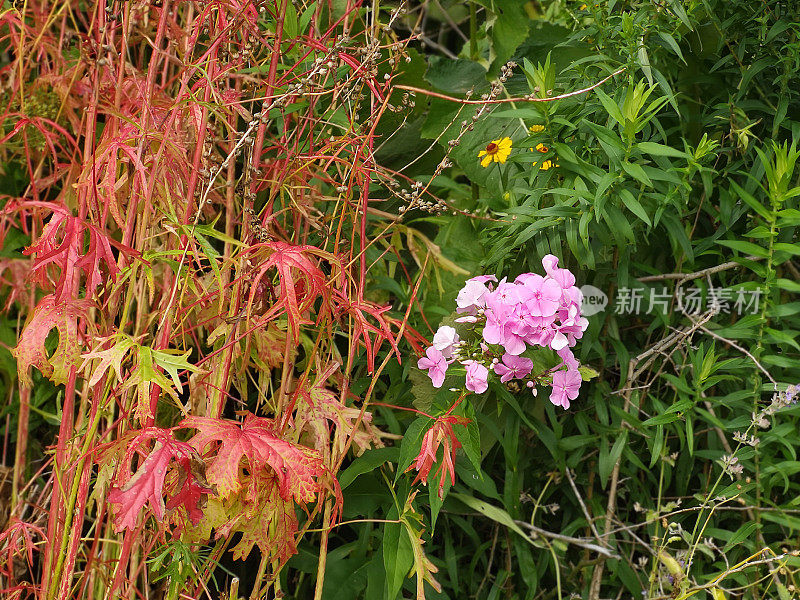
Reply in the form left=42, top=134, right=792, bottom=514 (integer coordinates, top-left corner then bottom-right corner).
left=397, top=417, right=433, bottom=479
left=449, top=493, right=533, bottom=544
left=488, top=0, right=530, bottom=73
left=716, top=240, right=770, bottom=258
left=637, top=141, right=689, bottom=158
left=619, top=188, right=651, bottom=226
left=454, top=402, right=482, bottom=475
left=658, top=32, right=685, bottom=63
left=599, top=431, right=628, bottom=487
left=298, top=1, right=317, bottom=34
left=425, top=57, right=486, bottom=93
left=594, top=88, right=625, bottom=125
left=383, top=520, right=414, bottom=600
left=151, top=349, right=196, bottom=393
left=339, top=447, right=399, bottom=490
left=773, top=242, right=800, bottom=255
left=731, top=182, right=773, bottom=221
left=283, top=0, right=298, bottom=38
left=721, top=522, right=761, bottom=553
left=620, top=161, right=653, bottom=187
left=578, top=365, right=599, bottom=381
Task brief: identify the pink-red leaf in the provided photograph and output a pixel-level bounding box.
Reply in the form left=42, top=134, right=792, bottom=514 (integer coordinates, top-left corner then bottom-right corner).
left=12, top=294, right=83, bottom=387
left=408, top=415, right=470, bottom=499
left=23, top=205, right=122, bottom=301
left=229, top=482, right=299, bottom=564
left=247, top=242, right=328, bottom=342
left=333, top=293, right=399, bottom=373
left=105, top=428, right=209, bottom=532
left=180, top=413, right=324, bottom=503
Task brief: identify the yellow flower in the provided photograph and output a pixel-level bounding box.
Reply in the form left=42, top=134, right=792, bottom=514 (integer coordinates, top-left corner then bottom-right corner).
left=529, top=124, right=545, bottom=133
left=533, top=159, right=558, bottom=171
left=529, top=142, right=549, bottom=152
left=478, top=137, right=512, bottom=167
left=580, top=3, right=587, bottom=9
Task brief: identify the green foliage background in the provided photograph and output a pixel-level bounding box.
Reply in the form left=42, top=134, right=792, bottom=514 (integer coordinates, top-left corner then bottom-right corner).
left=300, top=1, right=800, bottom=598
left=3, top=0, right=800, bottom=598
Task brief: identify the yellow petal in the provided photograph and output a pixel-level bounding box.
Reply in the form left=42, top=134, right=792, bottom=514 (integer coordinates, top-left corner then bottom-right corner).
left=481, top=155, right=492, bottom=167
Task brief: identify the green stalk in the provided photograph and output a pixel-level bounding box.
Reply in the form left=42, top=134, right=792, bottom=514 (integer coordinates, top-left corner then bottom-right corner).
left=469, top=2, right=477, bottom=60
left=46, top=388, right=109, bottom=600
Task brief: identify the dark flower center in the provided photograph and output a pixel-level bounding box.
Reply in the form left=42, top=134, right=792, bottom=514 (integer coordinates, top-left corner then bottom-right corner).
left=485, top=142, right=498, bottom=153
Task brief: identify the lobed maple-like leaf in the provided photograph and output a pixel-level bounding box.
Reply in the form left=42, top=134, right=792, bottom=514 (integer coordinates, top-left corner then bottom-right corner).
left=229, top=481, right=299, bottom=564
left=80, top=334, right=136, bottom=387
left=104, top=428, right=211, bottom=532
left=0, top=518, right=46, bottom=579
left=296, top=362, right=384, bottom=458
left=12, top=294, right=83, bottom=387
left=24, top=204, right=123, bottom=301
left=0, top=258, right=31, bottom=311
left=77, top=123, right=150, bottom=229
left=180, top=413, right=324, bottom=503
left=165, top=456, right=213, bottom=526
left=400, top=493, right=442, bottom=600
left=332, top=293, right=399, bottom=374
left=408, top=415, right=471, bottom=499
left=119, top=345, right=198, bottom=423
left=247, top=241, right=328, bottom=342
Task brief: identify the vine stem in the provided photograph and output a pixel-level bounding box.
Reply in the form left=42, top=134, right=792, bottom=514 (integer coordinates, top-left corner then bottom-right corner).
left=393, top=68, right=625, bottom=105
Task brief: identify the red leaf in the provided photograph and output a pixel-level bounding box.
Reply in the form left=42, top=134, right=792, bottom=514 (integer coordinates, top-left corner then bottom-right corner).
left=105, top=428, right=208, bottom=532
left=165, top=474, right=208, bottom=525
left=229, top=481, right=299, bottom=564
left=12, top=294, right=83, bottom=387
left=180, top=413, right=324, bottom=503
left=23, top=205, right=122, bottom=300
left=108, top=441, right=174, bottom=531
left=333, top=294, right=399, bottom=374
left=296, top=362, right=384, bottom=458
left=408, top=415, right=471, bottom=499
left=248, top=242, right=328, bottom=342
left=0, top=518, right=46, bottom=578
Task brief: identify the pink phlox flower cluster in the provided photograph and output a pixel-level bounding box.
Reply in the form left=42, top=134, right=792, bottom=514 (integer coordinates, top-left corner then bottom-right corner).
left=416, top=255, right=588, bottom=409
left=456, top=275, right=497, bottom=315
left=494, top=354, right=534, bottom=383
left=417, top=346, right=448, bottom=388
left=464, top=361, right=489, bottom=393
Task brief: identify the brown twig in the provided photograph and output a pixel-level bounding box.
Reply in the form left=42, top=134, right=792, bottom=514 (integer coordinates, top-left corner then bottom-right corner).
left=393, top=68, right=625, bottom=105
left=514, top=520, right=620, bottom=559
left=636, top=256, right=763, bottom=285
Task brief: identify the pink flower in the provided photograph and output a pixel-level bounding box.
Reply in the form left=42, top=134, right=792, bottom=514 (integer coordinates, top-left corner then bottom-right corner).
left=563, top=285, right=583, bottom=308
left=542, top=254, right=576, bottom=289
left=482, top=286, right=529, bottom=354
left=557, top=347, right=580, bottom=370
left=522, top=314, right=556, bottom=347
left=469, top=275, right=498, bottom=285
left=550, top=331, right=569, bottom=351
left=550, top=369, right=581, bottom=408
left=456, top=280, right=491, bottom=314
left=455, top=315, right=478, bottom=323
left=464, top=361, right=489, bottom=394
left=493, top=354, right=534, bottom=383
left=432, top=325, right=459, bottom=359
left=418, top=346, right=448, bottom=388
left=520, top=274, right=561, bottom=317
left=482, top=299, right=513, bottom=345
